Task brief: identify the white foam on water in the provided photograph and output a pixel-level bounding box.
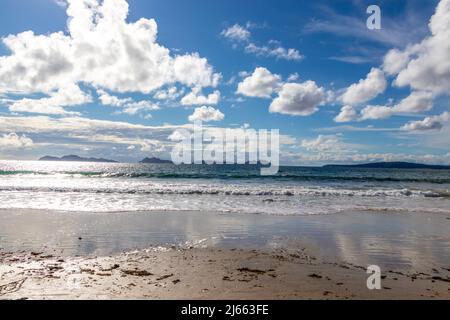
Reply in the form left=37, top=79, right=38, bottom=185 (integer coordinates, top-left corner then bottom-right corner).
left=0, top=165, right=449, bottom=215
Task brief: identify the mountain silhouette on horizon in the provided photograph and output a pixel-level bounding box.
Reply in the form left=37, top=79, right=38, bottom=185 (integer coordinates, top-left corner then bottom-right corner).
left=323, top=162, right=450, bottom=170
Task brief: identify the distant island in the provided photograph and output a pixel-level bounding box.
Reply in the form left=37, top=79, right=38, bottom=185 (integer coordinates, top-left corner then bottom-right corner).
left=323, top=162, right=450, bottom=170
left=39, top=155, right=118, bottom=163
left=139, top=157, right=173, bottom=164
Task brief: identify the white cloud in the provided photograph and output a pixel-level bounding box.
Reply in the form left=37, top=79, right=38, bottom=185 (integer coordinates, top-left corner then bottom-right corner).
left=237, top=67, right=281, bottom=98
left=0, top=133, right=34, bottom=149
left=298, top=134, right=383, bottom=165
left=301, top=134, right=342, bottom=152
left=236, top=67, right=327, bottom=117
left=188, top=106, right=225, bottom=122
left=222, top=23, right=303, bottom=61
left=139, top=140, right=165, bottom=152
left=0, top=115, right=188, bottom=158
left=0, top=0, right=220, bottom=113
left=54, top=0, right=68, bottom=8
left=393, top=91, right=434, bottom=113
left=334, top=105, right=357, bottom=123
left=402, top=112, right=450, bottom=131
left=245, top=43, right=303, bottom=61
left=349, top=91, right=435, bottom=122
left=153, top=86, right=181, bottom=101
left=97, top=89, right=160, bottom=116
left=336, top=1, right=450, bottom=123
left=269, top=81, right=326, bottom=116
left=238, top=71, right=250, bottom=78
left=9, top=84, right=91, bottom=115
left=97, top=89, right=132, bottom=107
left=360, top=105, right=394, bottom=120
left=173, top=53, right=221, bottom=89
left=168, top=130, right=187, bottom=142
left=298, top=151, right=450, bottom=166
left=0, top=115, right=300, bottom=162
left=342, top=68, right=387, bottom=105
left=181, top=87, right=221, bottom=106
left=287, top=73, right=300, bottom=82
left=382, top=48, right=411, bottom=75
left=122, top=101, right=160, bottom=115
left=221, top=24, right=251, bottom=42
left=385, top=0, right=450, bottom=95
left=298, top=133, right=450, bottom=165
left=329, top=55, right=374, bottom=65
left=0, top=115, right=177, bottom=136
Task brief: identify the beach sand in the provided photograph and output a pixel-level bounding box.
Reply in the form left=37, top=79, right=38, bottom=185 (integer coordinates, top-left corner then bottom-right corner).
left=1, top=247, right=449, bottom=300
left=0, top=209, right=449, bottom=300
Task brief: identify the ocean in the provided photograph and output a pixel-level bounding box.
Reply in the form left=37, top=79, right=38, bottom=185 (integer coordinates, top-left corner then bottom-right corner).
left=1, top=160, right=450, bottom=216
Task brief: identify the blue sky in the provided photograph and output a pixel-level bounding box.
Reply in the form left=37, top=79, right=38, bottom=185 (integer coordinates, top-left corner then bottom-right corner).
left=0, top=0, right=449, bottom=165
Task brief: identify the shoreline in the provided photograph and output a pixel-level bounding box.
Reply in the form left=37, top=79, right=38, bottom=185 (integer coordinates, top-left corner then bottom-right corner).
left=0, top=209, right=449, bottom=269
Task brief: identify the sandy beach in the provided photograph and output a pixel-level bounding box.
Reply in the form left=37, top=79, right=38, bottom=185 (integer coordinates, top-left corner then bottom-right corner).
left=1, top=247, right=449, bottom=300
left=1, top=209, right=449, bottom=300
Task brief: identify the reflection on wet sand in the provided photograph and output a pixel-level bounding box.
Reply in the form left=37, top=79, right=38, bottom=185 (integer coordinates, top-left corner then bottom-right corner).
left=0, top=209, right=449, bottom=274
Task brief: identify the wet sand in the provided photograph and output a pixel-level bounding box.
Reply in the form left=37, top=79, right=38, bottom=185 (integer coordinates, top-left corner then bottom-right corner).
left=1, top=247, right=449, bottom=300
left=0, top=209, right=449, bottom=300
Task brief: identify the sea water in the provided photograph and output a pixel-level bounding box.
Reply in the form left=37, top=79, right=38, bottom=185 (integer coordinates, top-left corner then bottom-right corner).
left=1, top=160, right=449, bottom=215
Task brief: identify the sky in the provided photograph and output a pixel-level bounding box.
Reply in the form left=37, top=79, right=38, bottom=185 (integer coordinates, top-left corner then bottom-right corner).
left=0, top=0, right=449, bottom=165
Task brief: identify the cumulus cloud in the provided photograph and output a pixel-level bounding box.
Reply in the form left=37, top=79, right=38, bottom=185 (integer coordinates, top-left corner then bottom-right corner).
left=393, top=91, right=434, bottom=113
left=360, top=105, right=394, bottom=120
left=301, top=134, right=342, bottom=152
left=9, top=84, right=92, bottom=115
left=97, top=89, right=160, bottom=116
left=236, top=67, right=326, bottom=117
left=297, top=134, right=392, bottom=165
left=172, top=53, right=221, bottom=88
left=342, top=68, right=387, bottom=105
left=0, top=133, right=34, bottom=149
left=188, top=106, right=225, bottom=122
left=337, top=1, right=450, bottom=124
left=382, top=48, right=411, bottom=75
left=221, top=24, right=251, bottom=42
left=168, top=130, right=187, bottom=142
left=384, top=0, right=450, bottom=95
left=153, top=86, right=182, bottom=101
left=237, top=67, right=281, bottom=98
left=0, top=0, right=220, bottom=113
left=122, top=101, right=160, bottom=115
left=402, top=112, right=450, bottom=131
left=269, top=81, right=326, bottom=116
left=181, top=87, right=221, bottom=106
left=97, top=89, right=132, bottom=107
left=334, top=105, right=357, bottom=123
left=349, top=91, right=435, bottom=122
